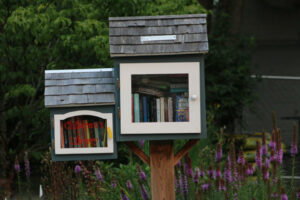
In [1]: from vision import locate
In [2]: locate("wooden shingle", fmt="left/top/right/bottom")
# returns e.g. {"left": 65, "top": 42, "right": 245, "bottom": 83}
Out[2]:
{"left": 44, "top": 68, "right": 115, "bottom": 107}
{"left": 109, "top": 14, "right": 208, "bottom": 57}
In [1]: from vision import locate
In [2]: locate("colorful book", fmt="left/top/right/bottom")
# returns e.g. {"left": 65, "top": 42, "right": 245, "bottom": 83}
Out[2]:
{"left": 86, "top": 120, "right": 91, "bottom": 147}
{"left": 170, "top": 88, "right": 188, "bottom": 93}
{"left": 67, "top": 122, "right": 73, "bottom": 148}
{"left": 143, "top": 96, "right": 148, "bottom": 122}
{"left": 71, "top": 118, "right": 78, "bottom": 147}
{"left": 156, "top": 98, "right": 161, "bottom": 122}
{"left": 139, "top": 97, "right": 143, "bottom": 122}
{"left": 133, "top": 93, "right": 140, "bottom": 122}
{"left": 94, "top": 122, "right": 100, "bottom": 147}
{"left": 168, "top": 97, "right": 173, "bottom": 122}
{"left": 60, "top": 122, "right": 65, "bottom": 148}
{"left": 132, "top": 95, "right": 134, "bottom": 122}
{"left": 76, "top": 117, "right": 82, "bottom": 147}
{"left": 160, "top": 97, "right": 165, "bottom": 122}
{"left": 164, "top": 97, "right": 168, "bottom": 122}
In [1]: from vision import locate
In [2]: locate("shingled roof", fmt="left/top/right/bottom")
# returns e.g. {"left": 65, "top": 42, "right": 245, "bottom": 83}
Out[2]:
{"left": 44, "top": 68, "right": 115, "bottom": 107}
{"left": 109, "top": 14, "right": 208, "bottom": 57}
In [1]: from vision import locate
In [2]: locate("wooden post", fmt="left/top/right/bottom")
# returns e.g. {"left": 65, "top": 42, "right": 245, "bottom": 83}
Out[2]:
{"left": 126, "top": 139, "right": 199, "bottom": 200}
{"left": 150, "top": 140, "right": 175, "bottom": 200}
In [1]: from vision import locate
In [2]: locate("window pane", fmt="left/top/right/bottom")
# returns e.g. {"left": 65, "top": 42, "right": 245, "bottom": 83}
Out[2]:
{"left": 60, "top": 116, "right": 107, "bottom": 148}
{"left": 131, "top": 74, "right": 189, "bottom": 123}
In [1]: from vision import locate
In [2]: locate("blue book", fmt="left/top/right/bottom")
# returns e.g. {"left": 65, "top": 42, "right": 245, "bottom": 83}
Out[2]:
{"left": 143, "top": 96, "right": 148, "bottom": 122}
{"left": 134, "top": 93, "right": 140, "bottom": 122}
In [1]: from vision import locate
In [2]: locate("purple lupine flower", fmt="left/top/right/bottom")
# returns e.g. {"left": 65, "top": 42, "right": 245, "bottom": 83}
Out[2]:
{"left": 139, "top": 140, "right": 145, "bottom": 148}
{"left": 185, "top": 163, "right": 194, "bottom": 178}
{"left": 224, "top": 162, "right": 232, "bottom": 183}
{"left": 111, "top": 179, "right": 117, "bottom": 189}
{"left": 201, "top": 183, "right": 210, "bottom": 192}
{"left": 227, "top": 155, "right": 231, "bottom": 168}
{"left": 256, "top": 141, "right": 262, "bottom": 170}
{"left": 24, "top": 152, "right": 30, "bottom": 177}
{"left": 75, "top": 165, "right": 81, "bottom": 174}
{"left": 281, "top": 188, "right": 288, "bottom": 200}
{"left": 180, "top": 169, "right": 188, "bottom": 197}
{"left": 199, "top": 164, "right": 205, "bottom": 178}
{"left": 269, "top": 141, "right": 276, "bottom": 150}
{"left": 291, "top": 125, "right": 298, "bottom": 156}
{"left": 14, "top": 158, "right": 21, "bottom": 174}
{"left": 296, "top": 188, "right": 300, "bottom": 199}
{"left": 137, "top": 165, "right": 147, "bottom": 181}
{"left": 194, "top": 167, "right": 200, "bottom": 184}
{"left": 246, "top": 163, "right": 254, "bottom": 176}
{"left": 237, "top": 149, "right": 245, "bottom": 166}
{"left": 139, "top": 182, "right": 149, "bottom": 200}
{"left": 208, "top": 165, "right": 215, "bottom": 179}
{"left": 126, "top": 180, "right": 133, "bottom": 191}
{"left": 262, "top": 166, "right": 269, "bottom": 181}
{"left": 277, "top": 148, "right": 283, "bottom": 164}
{"left": 262, "top": 144, "right": 268, "bottom": 157}
{"left": 215, "top": 143, "right": 223, "bottom": 162}
{"left": 120, "top": 189, "right": 129, "bottom": 200}
{"left": 233, "top": 192, "right": 238, "bottom": 200}
{"left": 14, "top": 164, "right": 21, "bottom": 173}
{"left": 95, "top": 169, "right": 103, "bottom": 182}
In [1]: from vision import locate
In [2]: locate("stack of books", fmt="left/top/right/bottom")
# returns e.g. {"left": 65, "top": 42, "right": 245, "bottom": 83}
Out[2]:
{"left": 131, "top": 75, "right": 189, "bottom": 123}
{"left": 60, "top": 116, "right": 108, "bottom": 148}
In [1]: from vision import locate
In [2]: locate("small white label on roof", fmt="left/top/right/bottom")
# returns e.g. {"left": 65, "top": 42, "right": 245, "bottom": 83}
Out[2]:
{"left": 140, "top": 35, "right": 176, "bottom": 42}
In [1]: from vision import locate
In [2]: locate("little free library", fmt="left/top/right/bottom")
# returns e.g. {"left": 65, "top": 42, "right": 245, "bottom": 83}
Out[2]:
{"left": 44, "top": 13, "right": 208, "bottom": 199}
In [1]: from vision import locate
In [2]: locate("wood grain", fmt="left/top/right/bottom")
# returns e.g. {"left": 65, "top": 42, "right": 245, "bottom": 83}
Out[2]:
{"left": 125, "top": 142, "right": 150, "bottom": 165}
{"left": 150, "top": 140, "right": 175, "bottom": 200}
{"left": 173, "top": 139, "right": 199, "bottom": 166}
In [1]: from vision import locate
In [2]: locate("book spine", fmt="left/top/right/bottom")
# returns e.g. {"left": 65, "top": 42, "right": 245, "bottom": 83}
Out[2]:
{"left": 86, "top": 121, "right": 91, "bottom": 147}
{"left": 139, "top": 96, "right": 143, "bottom": 122}
{"left": 71, "top": 118, "right": 78, "bottom": 147}
{"left": 143, "top": 96, "right": 147, "bottom": 122}
{"left": 64, "top": 128, "right": 69, "bottom": 148}
{"left": 170, "top": 88, "right": 188, "bottom": 93}
{"left": 60, "top": 122, "right": 65, "bottom": 148}
{"left": 160, "top": 97, "right": 165, "bottom": 122}
{"left": 67, "top": 121, "right": 73, "bottom": 148}
{"left": 132, "top": 94, "right": 134, "bottom": 122}
{"left": 94, "top": 122, "right": 100, "bottom": 147}
{"left": 103, "top": 121, "right": 107, "bottom": 147}
{"left": 76, "top": 117, "right": 82, "bottom": 147}
{"left": 133, "top": 93, "right": 140, "bottom": 122}
{"left": 168, "top": 97, "right": 173, "bottom": 122}
{"left": 164, "top": 97, "right": 168, "bottom": 122}
{"left": 156, "top": 98, "right": 160, "bottom": 122}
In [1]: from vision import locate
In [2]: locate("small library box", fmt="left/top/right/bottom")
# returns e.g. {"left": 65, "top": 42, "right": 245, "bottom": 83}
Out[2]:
{"left": 109, "top": 14, "right": 209, "bottom": 141}
{"left": 44, "top": 68, "right": 117, "bottom": 161}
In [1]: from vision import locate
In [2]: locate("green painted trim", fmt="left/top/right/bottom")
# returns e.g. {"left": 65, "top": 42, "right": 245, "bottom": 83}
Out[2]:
{"left": 114, "top": 54, "right": 207, "bottom": 141}
{"left": 50, "top": 106, "right": 118, "bottom": 161}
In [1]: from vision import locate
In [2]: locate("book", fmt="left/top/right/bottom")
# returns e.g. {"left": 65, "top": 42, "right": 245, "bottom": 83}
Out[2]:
{"left": 164, "top": 97, "right": 168, "bottom": 122}
{"left": 71, "top": 118, "right": 78, "bottom": 147}
{"left": 86, "top": 120, "right": 91, "bottom": 147}
{"left": 132, "top": 95, "right": 134, "bottom": 122}
{"left": 139, "top": 96, "right": 143, "bottom": 122}
{"left": 60, "top": 122, "right": 65, "bottom": 148}
{"left": 170, "top": 88, "right": 188, "bottom": 93}
{"left": 63, "top": 127, "right": 69, "bottom": 148}
{"left": 176, "top": 96, "right": 189, "bottom": 121}
{"left": 133, "top": 93, "right": 140, "bottom": 122}
{"left": 168, "top": 97, "right": 173, "bottom": 122}
{"left": 170, "top": 83, "right": 188, "bottom": 89}
{"left": 160, "top": 97, "right": 165, "bottom": 122}
{"left": 76, "top": 117, "right": 82, "bottom": 147}
{"left": 67, "top": 121, "right": 73, "bottom": 148}
{"left": 156, "top": 98, "right": 161, "bottom": 122}
{"left": 94, "top": 122, "right": 100, "bottom": 147}
{"left": 134, "top": 87, "right": 164, "bottom": 97}
{"left": 143, "top": 96, "right": 148, "bottom": 122}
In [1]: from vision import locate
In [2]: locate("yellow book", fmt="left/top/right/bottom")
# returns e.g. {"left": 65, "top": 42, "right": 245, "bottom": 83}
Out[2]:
{"left": 86, "top": 120, "right": 91, "bottom": 147}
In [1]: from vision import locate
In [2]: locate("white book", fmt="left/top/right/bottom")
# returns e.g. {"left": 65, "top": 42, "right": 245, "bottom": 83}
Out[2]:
{"left": 160, "top": 97, "right": 165, "bottom": 122}
{"left": 156, "top": 98, "right": 161, "bottom": 122}
{"left": 168, "top": 97, "right": 173, "bottom": 122}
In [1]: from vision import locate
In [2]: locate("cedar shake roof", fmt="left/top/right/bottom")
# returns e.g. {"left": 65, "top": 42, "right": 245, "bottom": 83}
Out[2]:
{"left": 44, "top": 68, "right": 115, "bottom": 107}
{"left": 109, "top": 14, "right": 208, "bottom": 57}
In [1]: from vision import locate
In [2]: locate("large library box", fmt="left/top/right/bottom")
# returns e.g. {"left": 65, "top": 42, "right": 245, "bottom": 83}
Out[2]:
{"left": 109, "top": 14, "right": 209, "bottom": 141}
{"left": 45, "top": 69, "right": 117, "bottom": 161}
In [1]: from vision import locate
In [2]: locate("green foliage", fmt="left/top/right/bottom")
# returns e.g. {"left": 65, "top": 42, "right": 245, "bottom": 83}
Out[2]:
{"left": 205, "top": 11, "right": 256, "bottom": 131}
